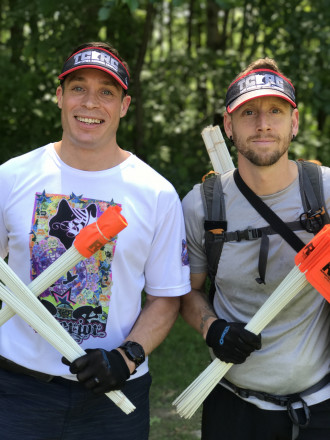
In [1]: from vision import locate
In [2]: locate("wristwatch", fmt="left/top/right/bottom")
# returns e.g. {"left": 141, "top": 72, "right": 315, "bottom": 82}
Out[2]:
{"left": 119, "top": 341, "right": 145, "bottom": 374}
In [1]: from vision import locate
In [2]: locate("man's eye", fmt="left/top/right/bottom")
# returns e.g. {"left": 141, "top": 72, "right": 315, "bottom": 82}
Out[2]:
{"left": 272, "top": 108, "right": 280, "bottom": 114}
{"left": 103, "top": 90, "right": 113, "bottom": 96}
{"left": 72, "top": 86, "right": 83, "bottom": 92}
{"left": 244, "top": 110, "right": 254, "bottom": 116}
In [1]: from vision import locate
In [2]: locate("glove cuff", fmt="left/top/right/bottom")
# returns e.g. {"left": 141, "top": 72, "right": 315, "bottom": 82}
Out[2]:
{"left": 105, "top": 349, "right": 130, "bottom": 380}
{"left": 206, "top": 319, "right": 227, "bottom": 347}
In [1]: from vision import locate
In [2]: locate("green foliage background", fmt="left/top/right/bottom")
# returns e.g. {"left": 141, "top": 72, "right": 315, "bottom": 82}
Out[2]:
{"left": 1, "top": 0, "right": 330, "bottom": 198}
{"left": 1, "top": 2, "right": 329, "bottom": 437}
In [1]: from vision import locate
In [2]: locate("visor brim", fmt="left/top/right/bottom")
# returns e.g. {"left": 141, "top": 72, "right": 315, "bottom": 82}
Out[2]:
{"left": 227, "top": 89, "right": 296, "bottom": 113}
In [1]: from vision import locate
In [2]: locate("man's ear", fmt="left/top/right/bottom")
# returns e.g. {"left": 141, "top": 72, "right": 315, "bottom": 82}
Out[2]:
{"left": 120, "top": 95, "right": 131, "bottom": 118}
{"left": 223, "top": 111, "right": 232, "bottom": 139}
{"left": 56, "top": 86, "right": 63, "bottom": 109}
{"left": 291, "top": 108, "right": 299, "bottom": 137}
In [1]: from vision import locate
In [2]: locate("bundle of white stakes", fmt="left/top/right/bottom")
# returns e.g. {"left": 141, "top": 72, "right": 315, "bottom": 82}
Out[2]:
{"left": 173, "top": 265, "right": 308, "bottom": 418}
{"left": 0, "top": 246, "right": 82, "bottom": 326}
{"left": 0, "top": 248, "right": 135, "bottom": 414}
{"left": 201, "top": 125, "right": 235, "bottom": 174}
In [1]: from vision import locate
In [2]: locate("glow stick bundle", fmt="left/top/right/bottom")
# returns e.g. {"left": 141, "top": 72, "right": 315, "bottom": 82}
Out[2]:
{"left": 0, "top": 205, "right": 136, "bottom": 414}
{"left": 173, "top": 225, "right": 330, "bottom": 419}
{"left": 201, "top": 125, "right": 235, "bottom": 174}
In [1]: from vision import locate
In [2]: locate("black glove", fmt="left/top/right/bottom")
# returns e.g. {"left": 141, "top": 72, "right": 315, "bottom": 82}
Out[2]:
{"left": 62, "top": 348, "right": 130, "bottom": 395}
{"left": 206, "top": 319, "right": 261, "bottom": 364}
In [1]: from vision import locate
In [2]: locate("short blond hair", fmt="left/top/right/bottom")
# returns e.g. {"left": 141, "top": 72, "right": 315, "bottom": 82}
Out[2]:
{"left": 233, "top": 57, "right": 292, "bottom": 83}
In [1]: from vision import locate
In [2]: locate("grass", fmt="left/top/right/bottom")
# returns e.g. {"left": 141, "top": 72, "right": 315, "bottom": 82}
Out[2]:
{"left": 148, "top": 315, "right": 210, "bottom": 440}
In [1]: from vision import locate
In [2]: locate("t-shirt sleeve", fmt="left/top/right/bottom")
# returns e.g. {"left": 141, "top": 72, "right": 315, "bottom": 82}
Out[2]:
{"left": 0, "top": 163, "right": 11, "bottom": 259}
{"left": 181, "top": 184, "right": 208, "bottom": 274}
{"left": 143, "top": 192, "right": 191, "bottom": 297}
{"left": 321, "top": 166, "right": 330, "bottom": 215}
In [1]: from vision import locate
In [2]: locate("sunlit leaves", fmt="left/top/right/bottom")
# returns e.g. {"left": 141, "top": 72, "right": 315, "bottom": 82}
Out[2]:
{"left": 0, "top": 0, "right": 329, "bottom": 193}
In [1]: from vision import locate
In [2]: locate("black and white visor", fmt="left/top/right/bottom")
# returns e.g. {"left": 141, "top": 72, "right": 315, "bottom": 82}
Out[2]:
{"left": 225, "top": 69, "right": 296, "bottom": 113}
{"left": 58, "top": 47, "right": 129, "bottom": 90}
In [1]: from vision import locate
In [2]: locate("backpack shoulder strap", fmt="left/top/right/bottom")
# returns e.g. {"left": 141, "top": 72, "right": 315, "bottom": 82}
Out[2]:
{"left": 200, "top": 163, "right": 330, "bottom": 293}
{"left": 200, "top": 174, "right": 227, "bottom": 302}
{"left": 297, "top": 160, "right": 330, "bottom": 233}
{"left": 201, "top": 174, "right": 226, "bottom": 226}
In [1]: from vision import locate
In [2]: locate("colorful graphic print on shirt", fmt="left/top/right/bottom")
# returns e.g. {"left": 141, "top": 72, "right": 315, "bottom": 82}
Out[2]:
{"left": 30, "top": 191, "right": 119, "bottom": 344}
{"left": 181, "top": 239, "right": 189, "bottom": 266}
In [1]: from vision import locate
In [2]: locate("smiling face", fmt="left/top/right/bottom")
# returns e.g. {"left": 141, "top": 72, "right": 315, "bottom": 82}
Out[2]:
{"left": 224, "top": 96, "right": 299, "bottom": 168}
{"left": 56, "top": 68, "right": 131, "bottom": 155}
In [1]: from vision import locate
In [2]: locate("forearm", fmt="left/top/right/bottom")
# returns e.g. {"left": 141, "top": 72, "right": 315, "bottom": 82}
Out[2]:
{"left": 180, "top": 288, "right": 217, "bottom": 340}
{"left": 65, "top": 295, "right": 180, "bottom": 385}
{"left": 117, "top": 294, "right": 180, "bottom": 372}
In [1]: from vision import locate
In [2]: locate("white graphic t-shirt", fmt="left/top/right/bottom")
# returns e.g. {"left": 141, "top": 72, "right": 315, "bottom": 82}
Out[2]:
{"left": 0, "top": 144, "right": 190, "bottom": 379}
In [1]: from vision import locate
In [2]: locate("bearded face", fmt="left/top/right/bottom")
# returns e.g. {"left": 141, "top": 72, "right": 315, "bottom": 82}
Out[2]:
{"left": 225, "top": 97, "right": 298, "bottom": 168}
{"left": 232, "top": 129, "right": 293, "bottom": 167}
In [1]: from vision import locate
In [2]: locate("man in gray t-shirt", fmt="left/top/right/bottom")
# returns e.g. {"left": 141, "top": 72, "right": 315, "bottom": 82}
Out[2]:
{"left": 180, "top": 58, "right": 330, "bottom": 440}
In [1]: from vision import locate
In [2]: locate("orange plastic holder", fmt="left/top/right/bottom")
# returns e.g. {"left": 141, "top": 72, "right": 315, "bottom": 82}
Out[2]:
{"left": 74, "top": 205, "right": 128, "bottom": 258}
{"left": 295, "top": 225, "right": 330, "bottom": 267}
{"left": 295, "top": 225, "right": 330, "bottom": 302}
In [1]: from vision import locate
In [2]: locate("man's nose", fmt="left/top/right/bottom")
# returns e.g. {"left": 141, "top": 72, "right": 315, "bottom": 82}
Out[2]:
{"left": 256, "top": 112, "right": 271, "bottom": 132}
{"left": 81, "top": 90, "right": 99, "bottom": 108}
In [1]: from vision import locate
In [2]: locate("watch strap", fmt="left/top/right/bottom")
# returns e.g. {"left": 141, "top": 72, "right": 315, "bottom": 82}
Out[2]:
{"left": 119, "top": 341, "right": 145, "bottom": 374}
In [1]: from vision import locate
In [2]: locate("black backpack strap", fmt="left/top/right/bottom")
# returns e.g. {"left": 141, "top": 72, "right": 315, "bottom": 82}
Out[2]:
{"left": 233, "top": 169, "right": 306, "bottom": 284}
{"left": 223, "top": 222, "right": 302, "bottom": 242}
{"left": 201, "top": 163, "right": 330, "bottom": 290}
{"left": 222, "top": 220, "right": 305, "bottom": 284}
{"left": 297, "top": 160, "right": 330, "bottom": 232}
{"left": 200, "top": 175, "right": 227, "bottom": 302}
{"left": 233, "top": 169, "right": 305, "bottom": 252}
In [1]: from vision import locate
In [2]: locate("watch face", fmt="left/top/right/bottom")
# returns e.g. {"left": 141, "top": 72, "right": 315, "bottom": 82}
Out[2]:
{"left": 121, "top": 342, "right": 145, "bottom": 366}
{"left": 130, "top": 344, "right": 144, "bottom": 362}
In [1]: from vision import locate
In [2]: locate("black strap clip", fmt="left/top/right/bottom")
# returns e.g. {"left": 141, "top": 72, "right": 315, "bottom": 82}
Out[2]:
{"left": 300, "top": 208, "right": 324, "bottom": 233}
{"left": 245, "top": 227, "right": 260, "bottom": 240}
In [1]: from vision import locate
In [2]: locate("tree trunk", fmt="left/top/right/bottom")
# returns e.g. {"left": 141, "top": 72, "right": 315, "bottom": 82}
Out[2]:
{"left": 8, "top": 0, "right": 24, "bottom": 64}
{"left": 206, "top": 0, "right": 220, "bottom": 49}
{"left": 187, "top": 0, "right": 194, "bottom": 56}
{"left": 133, "top": 1, "right": 155, "bottom": 160}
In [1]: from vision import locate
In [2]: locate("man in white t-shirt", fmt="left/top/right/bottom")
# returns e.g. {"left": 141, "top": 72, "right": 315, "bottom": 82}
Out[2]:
{"left": 0, "top": 41, "right": 190, "bottom": 440}
{"left": 181, "top": 58, "right": 330, "bottom": 440}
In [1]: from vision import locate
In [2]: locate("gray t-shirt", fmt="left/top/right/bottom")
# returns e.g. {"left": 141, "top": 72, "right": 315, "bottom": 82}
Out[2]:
{"left": 182, "top": 163, "right": 330, "bottom": 409}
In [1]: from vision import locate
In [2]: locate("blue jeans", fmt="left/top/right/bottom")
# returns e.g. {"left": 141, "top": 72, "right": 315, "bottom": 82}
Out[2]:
{"left": 0, "top": 368, "right": 151, "bottom": 440}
